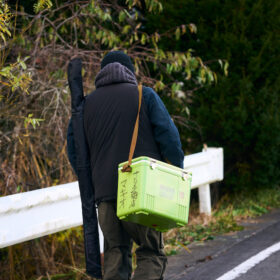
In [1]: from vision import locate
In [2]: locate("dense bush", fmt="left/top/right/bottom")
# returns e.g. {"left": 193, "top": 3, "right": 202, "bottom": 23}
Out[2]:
{"left": 146, "top": 0, "right": 280, "bottom": 191}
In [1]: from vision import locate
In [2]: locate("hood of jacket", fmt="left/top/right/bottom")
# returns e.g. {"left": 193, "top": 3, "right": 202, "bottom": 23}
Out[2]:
{"left": 95, "top": 62, "right": 137, "bottom": 88}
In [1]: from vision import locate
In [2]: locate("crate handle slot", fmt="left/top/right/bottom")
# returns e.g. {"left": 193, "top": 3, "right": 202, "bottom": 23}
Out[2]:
{"left": 136, "top": 211, "right": 149, "bottom": 215}
{"left": 119, "top": 216, "right": 127, "bottom": 220}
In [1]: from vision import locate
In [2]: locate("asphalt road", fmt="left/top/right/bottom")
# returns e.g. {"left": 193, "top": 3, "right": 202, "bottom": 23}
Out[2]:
{"left": 186, "top": 219, "right": 280, "bottom": 280}
{"left": 165, "top": 209, "right": 280, "bottom": 280}
{"left": 237, "top": 250, "right": 280, "bottom": 280}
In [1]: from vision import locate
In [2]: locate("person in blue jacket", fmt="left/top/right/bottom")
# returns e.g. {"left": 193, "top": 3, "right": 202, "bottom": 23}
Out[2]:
{"left": 67, "top": 51, "right": 184, "bottom": 280}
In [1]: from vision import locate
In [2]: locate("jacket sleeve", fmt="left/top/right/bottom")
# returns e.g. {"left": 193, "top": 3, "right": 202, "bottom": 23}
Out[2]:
{"left": 67, "top": 118, "right": 78, "bottom": 175}
{"left": 143, "top": 87, "right": 185, "bottom": 168}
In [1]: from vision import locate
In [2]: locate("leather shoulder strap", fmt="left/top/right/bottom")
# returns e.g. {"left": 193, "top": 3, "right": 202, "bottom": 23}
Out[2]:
{"left": 121, "top": 84, "right": 143, "bottom": 172}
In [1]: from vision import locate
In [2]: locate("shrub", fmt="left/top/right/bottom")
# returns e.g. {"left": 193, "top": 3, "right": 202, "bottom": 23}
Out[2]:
{"left": 146, "top": 0, "right": 280, "bottom": 191}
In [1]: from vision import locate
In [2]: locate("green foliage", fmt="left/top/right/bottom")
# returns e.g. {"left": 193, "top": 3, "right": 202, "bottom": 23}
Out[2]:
{"left": 0, "top": 3, "right": 31, "bottom": 97}
{"left": 218, "top": 186, "right": 280, "bottom": 217}
{"left": 0, "top": 1, "right": 11, "bottom": 42}
{"left": 24, "top": 113, "right": 44, "bottom": 129}
{"left": 146, "top": 0, "right": 280, "bottom": 191}
{"left": 34, "top": 0, "right": 53, "bottom": 13}
{"left": 0, "top": 56, "right": 31, "bottom": 94}
{"left": 180, "top": 216, "right": 242, "bottom": 243}
{"left": 126, "top": 0, "right": 163, "bottom": 13}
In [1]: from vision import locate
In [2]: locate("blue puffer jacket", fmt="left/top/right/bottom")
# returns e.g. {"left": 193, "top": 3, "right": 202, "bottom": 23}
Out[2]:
{"left": 67, "top": 86, "right": 184, "bottom": 173}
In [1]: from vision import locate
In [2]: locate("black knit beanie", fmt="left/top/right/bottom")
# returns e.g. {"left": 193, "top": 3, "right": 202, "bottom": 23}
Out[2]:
{"left": 101, "top": 51, "right": 135, "bottom": 73}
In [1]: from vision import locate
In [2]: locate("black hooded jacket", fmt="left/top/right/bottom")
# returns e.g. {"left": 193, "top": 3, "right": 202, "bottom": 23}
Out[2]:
{"left": 84, "top": 62, "right": 162, "bottom": 203}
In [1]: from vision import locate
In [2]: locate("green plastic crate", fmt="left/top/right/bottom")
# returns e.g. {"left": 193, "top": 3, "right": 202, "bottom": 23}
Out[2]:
{"left": 117, "top": 156, "right": 192, "bottom": 232}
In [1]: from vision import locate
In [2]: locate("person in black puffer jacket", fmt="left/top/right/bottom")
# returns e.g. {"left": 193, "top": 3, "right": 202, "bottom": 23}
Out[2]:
{"left": 67, "top": 51, "right": 184, "bottom": 280}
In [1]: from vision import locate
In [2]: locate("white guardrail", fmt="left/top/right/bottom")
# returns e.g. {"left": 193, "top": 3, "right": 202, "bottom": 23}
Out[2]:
{"left": 0, "top": 147, "right": 223, "bottom": 250}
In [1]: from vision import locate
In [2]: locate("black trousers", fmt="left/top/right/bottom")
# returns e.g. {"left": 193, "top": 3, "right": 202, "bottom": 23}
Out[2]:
{"left": 98, "top": 201, "right": 167, "bottom": 280}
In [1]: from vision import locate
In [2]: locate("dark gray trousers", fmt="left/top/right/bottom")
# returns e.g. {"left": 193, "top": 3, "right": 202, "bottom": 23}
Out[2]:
{"left": 98, "top": 201, "right": 167, "bottom": 280}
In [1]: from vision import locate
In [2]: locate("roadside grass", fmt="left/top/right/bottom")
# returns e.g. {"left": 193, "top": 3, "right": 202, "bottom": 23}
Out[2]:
{"left": 163, "top": 186, "right": 280, "bottom": 256}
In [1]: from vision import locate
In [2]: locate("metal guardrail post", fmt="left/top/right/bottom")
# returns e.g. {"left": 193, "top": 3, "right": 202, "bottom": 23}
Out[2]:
{"left": 198, "top": 184, "right": 212, "bottom": 215}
